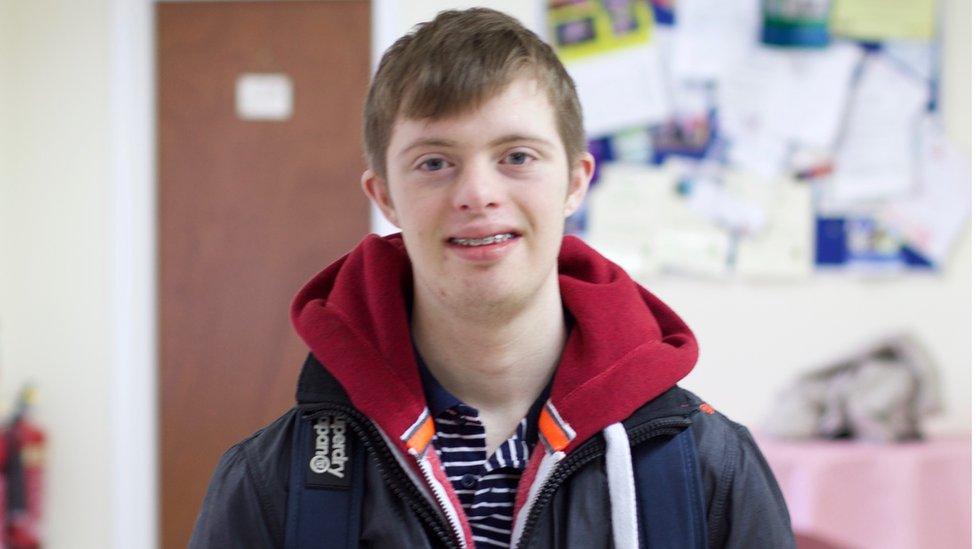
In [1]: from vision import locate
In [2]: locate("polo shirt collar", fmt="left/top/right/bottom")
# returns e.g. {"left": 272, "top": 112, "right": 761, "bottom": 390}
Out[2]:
{"left": 415, "top": 350, "right": 552, "bottom": 446}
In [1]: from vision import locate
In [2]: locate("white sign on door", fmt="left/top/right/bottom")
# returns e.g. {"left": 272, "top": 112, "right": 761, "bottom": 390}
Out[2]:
{"left": 235, "top": 73, "right": 294, "bottom": 121}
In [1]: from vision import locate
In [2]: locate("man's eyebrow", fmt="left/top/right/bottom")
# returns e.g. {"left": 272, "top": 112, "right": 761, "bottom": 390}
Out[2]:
{"left": 396, "top": 134, "right": 557, "bottom": 158}
{"left": 488, "top": 133, "right": 556, "bottom": 149}
{"left": 396, "top": 138, "right": 459, "bottom": 158}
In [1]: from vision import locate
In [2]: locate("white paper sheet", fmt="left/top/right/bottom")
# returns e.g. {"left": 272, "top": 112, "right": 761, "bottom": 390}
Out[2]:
{"left": 779, "top": 43, "right": 863, "bottom": 149}
{"left": 671, "top": 0, "right": 760, "bottom": 81}
{"left": 684, "top": 174, "right": 767, "bottom": 235}
{"left": 726, "top": 133, "right": 791, "bottom": 182}
{"left": 734, "top": 176, "right": 814, "bottom": 279}
{"left": 884, "top": 40, "right": 936, "bottom": 82}
{"left": 881, "top": 118, "right": 971, "bottom": 264}
{"left": 586, "top": 162, "right": 732, "bottom": 277}
{"left": 828, "top": 55, "right": 929, "bottom": 205}
{"left": 649, "top": 228, "right": 732, "bottom": 277}
{"left": 567, "top": 42, "right": 670, "bottom": 137}
{"left": 585, "top": 163, "right": 671, "bottom": 274}
{"left": 647, "top": 162, "right": 734, "bottom": 277}
{"left": 717, "top": 43, "right": 862, "bottom": 177}
{"left": 715, "top": 48, "right": 793, "bottom": 178}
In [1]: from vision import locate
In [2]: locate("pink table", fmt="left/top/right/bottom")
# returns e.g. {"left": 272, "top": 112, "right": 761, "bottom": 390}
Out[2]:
{"left": 754, "top": 435, "right": 971, "bottom": 549}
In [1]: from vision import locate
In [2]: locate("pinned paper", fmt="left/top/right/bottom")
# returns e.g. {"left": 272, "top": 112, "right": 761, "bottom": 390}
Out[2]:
{"left": 881, "top": 117, "right": 971, "bottom": 265}
{"left": 828, "top": 55, "right": 928, "bottom": 206}
{"left": 884, "top": 40, "right": 937, "bottom": 82}
{"left": 735, "top": 177, "right": 814, "bottom": 279}
{"left": 647, "top": 161, "right": 734, "bottom": 277}
{"left": 548, "top": 0, "right": 668, "bottom": 136}
{"left": 779, "top": 44, "right": 863, "bottom": 149}
{"left": 585, "top": 163, "right": 672, "bottom": 274}
{"left": 651, "top": 79, "right": 715, "bottom": 163}
{"left": 717, "top": 44, "right": 862, "bottom": 176}
{"left": 649, "top": 227, "right": 732, "bottom": 277}
{"left": 844, "top": 217, "right": 906, "bottom": 270}
{"left": 548, "top": 0, "right": 655, "bottom": 61}
{"left": 586, "top": 162, "right": 732, "bottom": 277}
{"left": 726, "top": 134, "right": 791, "bottom": 182}
{"left": 610, "top": 127, "right": 654, "bottom": 164}
{"left": 831, "top": 0, "right": 937, "bottom": 41}
{"left": 567, "top": 42, "right": 671, "bottom": 137}
{"left": 671, "top": 0, "right": 760, "bottom": 80}
{"left": 682, "top": 173, "right": 767, "bottom": 235}
{"left": 814, "top": 215, "right": 925, "bottom": 272}
{"left": 715, "top": 48, "right": 793, "bottom": 178}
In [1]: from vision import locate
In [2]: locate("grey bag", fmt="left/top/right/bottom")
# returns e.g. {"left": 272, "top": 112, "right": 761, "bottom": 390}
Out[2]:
{"left": 762, "top": 333, "right": 942, "bottom": 443}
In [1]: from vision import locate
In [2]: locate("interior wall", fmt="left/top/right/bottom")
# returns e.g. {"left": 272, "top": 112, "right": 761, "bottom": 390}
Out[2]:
{"left": 0, "top": 1, "right": 114, "bottom": 548}
{"left": 378, "top": 0, "right": 972, "bottom": 435}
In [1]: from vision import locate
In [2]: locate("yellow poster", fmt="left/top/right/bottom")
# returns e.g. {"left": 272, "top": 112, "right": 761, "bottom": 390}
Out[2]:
{"left": 830, "top": 0, "right": 937, "bottom": 41}
{"left": 548, "top": 0, "right": 655, "bottom": 61}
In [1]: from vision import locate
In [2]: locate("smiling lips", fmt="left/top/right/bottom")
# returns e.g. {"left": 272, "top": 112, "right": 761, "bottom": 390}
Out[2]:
{"left": 448, "top": 233, "right": 517, "bottom": 247}
{"left": 445, "top": 231, "right": 521, "bottom": 261}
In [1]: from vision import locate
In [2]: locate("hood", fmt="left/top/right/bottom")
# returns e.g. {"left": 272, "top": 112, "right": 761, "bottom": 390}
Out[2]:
{"left": 291, "top": 232, "right": 698, "bottom": 459}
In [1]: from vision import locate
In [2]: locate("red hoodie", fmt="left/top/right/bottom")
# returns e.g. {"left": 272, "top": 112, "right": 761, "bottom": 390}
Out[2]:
{"left": 291, "top": 232, "right": 698, "bottom": 545}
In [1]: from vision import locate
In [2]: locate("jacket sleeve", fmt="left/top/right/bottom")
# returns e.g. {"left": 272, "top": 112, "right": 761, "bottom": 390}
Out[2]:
{"left": 710, "top": 422, "right": 796, "bottom": 549}
{"left": 189, "top": 443, "right": 280, "bottom": 549}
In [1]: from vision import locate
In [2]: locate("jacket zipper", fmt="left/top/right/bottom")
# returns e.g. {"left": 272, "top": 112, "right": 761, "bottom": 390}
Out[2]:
{"left": 417, "top": 452, "right": 469, "bottom": 548}
{"left": 302, "top": 404, "right": 691, "bottom": 549}
{"left": 301, "top": 404, "right": 462, "bottom": 548}
{"left": 514, "top": 416, "right": 693, "bottom": 549}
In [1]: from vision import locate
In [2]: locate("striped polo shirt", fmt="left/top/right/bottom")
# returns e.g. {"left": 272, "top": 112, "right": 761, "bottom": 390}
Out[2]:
{"left": 418, "top": 358, "right": 550, "bottom": 548}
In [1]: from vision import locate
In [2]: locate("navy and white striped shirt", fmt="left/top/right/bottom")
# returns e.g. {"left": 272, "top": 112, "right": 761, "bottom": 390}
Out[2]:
{"left": 418, "top": 358, "right": 550, "bottom": 549}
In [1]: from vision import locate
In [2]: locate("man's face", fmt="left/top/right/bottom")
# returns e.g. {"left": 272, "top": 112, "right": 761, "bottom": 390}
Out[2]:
{"left": 362, "top": 77, "right": 594, "bottom": 314}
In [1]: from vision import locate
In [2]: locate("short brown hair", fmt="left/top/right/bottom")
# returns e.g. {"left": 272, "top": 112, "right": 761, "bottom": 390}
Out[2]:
{"left": 363, "top": 8, "right": 585, "bottom": 178}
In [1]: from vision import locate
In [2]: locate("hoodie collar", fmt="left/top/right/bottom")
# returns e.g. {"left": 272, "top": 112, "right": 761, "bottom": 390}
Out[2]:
{"left": 291, "top": 233, "right": 698, "bottom": 458}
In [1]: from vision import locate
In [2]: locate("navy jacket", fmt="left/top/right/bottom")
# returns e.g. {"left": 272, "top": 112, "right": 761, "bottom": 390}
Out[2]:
{"left": 190, "top": 354, "right": 795, "bottom": 548}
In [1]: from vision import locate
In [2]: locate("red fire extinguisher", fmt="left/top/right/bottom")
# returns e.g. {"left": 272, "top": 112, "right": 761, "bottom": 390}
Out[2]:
{"left": 0, "top": 425, "right": 8, "bottom": 549}
{"left": 5, "top": 386, "right": 44, "bottom": 549}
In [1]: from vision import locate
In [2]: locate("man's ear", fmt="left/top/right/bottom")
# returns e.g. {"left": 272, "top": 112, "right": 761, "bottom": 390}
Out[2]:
{"left": 564, "top": 152, "right": 595, "bottom": 218}
{"left": 361, "top": 169, "right": 401, "bottom": 228}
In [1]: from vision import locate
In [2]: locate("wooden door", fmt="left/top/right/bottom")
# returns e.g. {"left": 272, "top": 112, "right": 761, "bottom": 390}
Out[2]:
{"left": 157, "top": 2, "right": 370, "bottom": 546}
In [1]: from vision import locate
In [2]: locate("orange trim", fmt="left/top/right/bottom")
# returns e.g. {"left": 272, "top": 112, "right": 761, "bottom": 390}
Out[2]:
{"left": 538, "top": 408, "right": 570, "bottom": 452}
{"left": 406, "top": 416, "right": 435, "bottom": 453}
{"left": 699, "top": 403, "right": 715, "bottom": 415}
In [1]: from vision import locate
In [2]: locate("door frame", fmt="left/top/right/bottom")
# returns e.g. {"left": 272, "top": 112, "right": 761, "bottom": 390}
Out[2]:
{"left": 108, "top": 1, "right": 156, "bottom": 548}
{"left": 108, "top": 2, "right": 388, "bottom": 548}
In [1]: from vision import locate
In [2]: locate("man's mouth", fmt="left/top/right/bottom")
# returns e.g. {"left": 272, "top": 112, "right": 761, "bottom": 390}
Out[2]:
{"left": 448, "top": 233, "right": 518, "bottom": 247}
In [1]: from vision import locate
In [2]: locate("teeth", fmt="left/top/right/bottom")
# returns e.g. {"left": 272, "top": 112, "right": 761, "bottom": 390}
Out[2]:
{"left": 450, "top": 233, "right": 515, "bottom": 247}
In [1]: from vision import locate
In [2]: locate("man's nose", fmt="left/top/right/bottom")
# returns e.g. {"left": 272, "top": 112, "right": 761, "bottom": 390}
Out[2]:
{"left": 452, "top": 161, "right": 502, "bottom": 212}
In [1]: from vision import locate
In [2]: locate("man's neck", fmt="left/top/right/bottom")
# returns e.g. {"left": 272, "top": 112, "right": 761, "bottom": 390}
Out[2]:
{"left": 411, "top": 273, "right": 566, "bottom": 450}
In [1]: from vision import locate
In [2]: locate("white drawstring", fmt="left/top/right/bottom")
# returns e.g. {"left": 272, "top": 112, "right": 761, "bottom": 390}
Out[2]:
{"left": 604, "top": 422, "right": 639, "bottom": 549}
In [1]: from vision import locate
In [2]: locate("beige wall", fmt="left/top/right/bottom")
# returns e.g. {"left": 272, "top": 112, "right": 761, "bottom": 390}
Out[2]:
{"left": 941, "top": 0, "right": 972, "bottom": 153}
{"left": 385, "top": 0, "right": 972, "bottom": 435}
{"left": 0, "top": 1, "right": 113, "bottom": 548}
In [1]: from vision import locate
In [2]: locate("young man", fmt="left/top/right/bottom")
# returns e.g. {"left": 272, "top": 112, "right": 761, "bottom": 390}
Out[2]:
{"left": 190, "top": 8, "right": 793, "bottom": 549}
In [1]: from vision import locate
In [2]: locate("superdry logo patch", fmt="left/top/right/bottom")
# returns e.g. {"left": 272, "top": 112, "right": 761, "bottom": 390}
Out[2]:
{"left": 305, "top": 415, "right": 353, "bottom": 489}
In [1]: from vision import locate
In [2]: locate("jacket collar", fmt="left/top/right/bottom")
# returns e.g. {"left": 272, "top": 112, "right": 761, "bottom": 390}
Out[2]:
{"left": 296, "top": 351, "right": 701, "bottom": 429}
{"left": 295, "top": 352, "right": 351, "bottom": 407}
{"left": 291, "top": 233, "right": 699, "bottom": 460}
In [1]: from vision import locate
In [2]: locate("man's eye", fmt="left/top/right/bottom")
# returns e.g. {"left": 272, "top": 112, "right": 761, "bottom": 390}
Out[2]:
{"left": 505, "top": 152, "right": 532, "bottom": 165}
{"left": 419, "top": 158, "right": 447, "bottom": 171}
